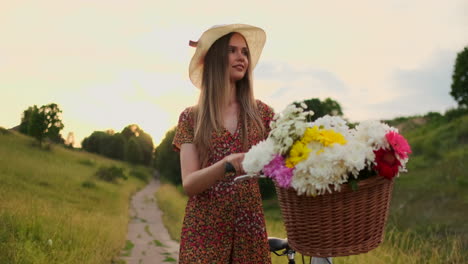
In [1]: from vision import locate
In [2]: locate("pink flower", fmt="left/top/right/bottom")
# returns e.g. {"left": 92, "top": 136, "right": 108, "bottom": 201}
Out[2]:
{"left": 263, "top": 154, "right": 294, "bottom": 188}
{"left": 385, "top": 131, "right": 412, "bottom": 160}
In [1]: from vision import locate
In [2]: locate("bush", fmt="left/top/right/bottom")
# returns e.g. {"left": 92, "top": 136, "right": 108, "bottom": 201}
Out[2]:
{"left": 81, "top": 180, "right": 97, "bottom": 189}
{"left": 130, "top": 169, "right": 151, "bottom": 183}
{"left": 78, "top": 159, "right": 96, "bottom": 167}
{"left": 424, "top": 111, "right": 443, "bottom": 125}
{"left": 445, "top": 107, "right": 468, "bottom": 121}
{"left": 95, "top": 166, "right": 127, "bottom": 183}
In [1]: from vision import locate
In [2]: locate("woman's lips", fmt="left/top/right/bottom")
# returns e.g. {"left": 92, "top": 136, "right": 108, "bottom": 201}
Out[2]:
{"left": 233, "top": 65, "right": 244, "bottom": 71}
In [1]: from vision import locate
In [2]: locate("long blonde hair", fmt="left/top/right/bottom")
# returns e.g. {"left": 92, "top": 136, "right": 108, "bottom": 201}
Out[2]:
{"left": 193, "top": 32, "right": 266, "bottom": 167}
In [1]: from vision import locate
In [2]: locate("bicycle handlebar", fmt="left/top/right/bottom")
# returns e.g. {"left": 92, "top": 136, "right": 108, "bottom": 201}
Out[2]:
{"left": 269, "top": 237, "right": 290, "bottom": 252}
{"left": 224, "top": 161, "right": 236, "bottom": 173}
{"left": 225, "top": 161, "right": 264, "bottom": 182}
{"left": 234, "top": 174, "right": 265, "bottom": 181}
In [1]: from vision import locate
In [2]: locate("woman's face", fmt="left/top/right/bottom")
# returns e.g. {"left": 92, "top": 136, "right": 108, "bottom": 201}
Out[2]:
{"left": 228, "top": 33, "right": 249, "bottom": 83}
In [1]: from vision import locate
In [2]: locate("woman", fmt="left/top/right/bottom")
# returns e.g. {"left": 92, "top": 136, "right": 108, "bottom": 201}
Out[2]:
{"left": 173, "top": 24, "right": 274, "bottom": 263}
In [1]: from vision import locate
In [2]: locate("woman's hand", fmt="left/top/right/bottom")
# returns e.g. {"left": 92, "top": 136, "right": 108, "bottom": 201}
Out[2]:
{"left": 180, "top": 145, "right": 248, "bottom": 196}
{"left": 224, "top": 153, "right": 245, "bottom": 175}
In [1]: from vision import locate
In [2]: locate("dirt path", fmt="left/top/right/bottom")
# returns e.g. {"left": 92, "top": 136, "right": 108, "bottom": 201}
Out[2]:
{"left": 118, "top": 178, "right": 179, "bottom": 264}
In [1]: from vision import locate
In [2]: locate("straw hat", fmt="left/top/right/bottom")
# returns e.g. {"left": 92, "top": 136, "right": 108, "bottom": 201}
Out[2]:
{"left": 188, "top": 24, "right": 266, "bottom": 89}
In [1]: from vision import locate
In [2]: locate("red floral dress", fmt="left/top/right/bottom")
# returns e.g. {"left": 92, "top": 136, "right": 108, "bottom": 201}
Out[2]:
{"left": 173, "top": 100, "right": 274, "bottom": 264}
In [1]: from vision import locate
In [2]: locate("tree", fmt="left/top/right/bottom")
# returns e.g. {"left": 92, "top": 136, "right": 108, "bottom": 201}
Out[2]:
{"left": 451, "top": 46, "right": 468, "bottom": 108}
{"left": 137, "top": 131, "right": 154, "bottom": 166}
{"left": 82, "top": 131, "right": 126, "bottom": 160}
{"left": 42, "top": 103, "right": 65, "bottom": 143}
{"left": 19, "top": 106, "right": 37, "bottom": 134}
{"left": 295, "top": 97, "right": 344, "bottom": 121}
{"left": 107, "top": 133, "right": 126, "bottom": 160}
{"left": 153, "top": 128, "right": 181, "bottom": 185}
{"left": 82, "top": 131, "right": 108, "bottom": 154}
{"left": 122, "top": 124, "right": 140, "bottom": 140}
{"left": 28, "top": 106, "right": 47, "bottom": 147}
{"left": 81, "top": 124, "right": 154, "bottom": 165}
{"left": 121, "top": 124, "right": 154, "bottom": 165}
{"left": 19, "top": 103, "right": 65, "bottom": 146}
{"left": 126, "top": 137, "right": 143, "bottom": 164}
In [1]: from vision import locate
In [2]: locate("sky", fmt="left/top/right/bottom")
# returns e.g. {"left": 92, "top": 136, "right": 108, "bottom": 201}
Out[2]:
{"left": 1, "top": 0, "right": 467, "bottom": 147}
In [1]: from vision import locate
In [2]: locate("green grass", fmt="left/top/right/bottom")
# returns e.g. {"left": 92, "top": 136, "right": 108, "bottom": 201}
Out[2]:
{"left": 153, "top": 239, "right": 165, "bottom": 247}
{"left": 154, "top": 184, "right": 187, "bottom": 242}
{"left": 162, "top": 256, "right": 177, "bottom": 262}
{"left": 144, "top": 225, "right": 153, "bottom": 237}
{"left": 386, "top": 114, "right": 468, "bottom": 253}
{"left": 120, "top": 240, "right": 135, "bottom": 257}
{"left": 0, "top": 131, "right": 151, "bottom": 264}
{"left": 154, "top": 113, "right": 468, "bottom": 263}
{"left": 156, "top": 183, "right": 465, "bottom": 263}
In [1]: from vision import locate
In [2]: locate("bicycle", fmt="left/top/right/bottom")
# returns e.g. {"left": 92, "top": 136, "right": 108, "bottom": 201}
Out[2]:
{"left": 225, "top": 162, "right": 333, "bottom": 264}
{"left": 269, "top": 237, "right": 333, "bottom": 264}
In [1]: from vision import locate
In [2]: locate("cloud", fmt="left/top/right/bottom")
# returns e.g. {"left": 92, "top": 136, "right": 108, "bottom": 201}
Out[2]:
{"left": 367, "top": 49, "right": 458, "bottom": 119}
{"left": 256, "top": 61, "right": 347, "bottom": 92}
{"left": 254, "top": 61, "right": 351, "bottom": 112}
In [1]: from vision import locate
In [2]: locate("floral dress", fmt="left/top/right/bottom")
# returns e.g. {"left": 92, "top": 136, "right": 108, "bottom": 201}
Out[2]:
{"left": 173, "top": 100, "right": 274, "bottom": 264}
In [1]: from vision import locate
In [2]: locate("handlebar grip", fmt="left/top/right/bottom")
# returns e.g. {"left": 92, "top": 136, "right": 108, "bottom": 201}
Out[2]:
{"left": 224, "top": 161, "right": 236, "bottom": 173}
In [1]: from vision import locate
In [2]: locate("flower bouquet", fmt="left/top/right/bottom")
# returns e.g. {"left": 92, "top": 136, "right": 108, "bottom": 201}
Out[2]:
{"left": 242, "top": 103, "right": 411, "bottom": 257}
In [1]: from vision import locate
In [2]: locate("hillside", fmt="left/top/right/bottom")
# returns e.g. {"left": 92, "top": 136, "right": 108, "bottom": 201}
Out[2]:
{"left": 0, "top": 129, "right": 151, "bottom": 264}
{"left": 385, "top": 110, "right": 468, "bottom": 253}
{"left": 153, "top": 110, "right": 468, "bottom": 263}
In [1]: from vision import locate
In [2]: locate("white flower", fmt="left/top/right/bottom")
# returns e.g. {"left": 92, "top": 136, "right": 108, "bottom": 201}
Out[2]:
{"left": 341, "top": 140, "right": 374, "bottom": 176}
{"left": 293, "top": 141, "right": 348, "bottom": 195}
{"left": 354, "top": 120, "right": 397, "bottom": 150}
{"left": 269, "top": 103, "right": 314, "bottom": 155}
{"left": 242, "top": 102, "right": 409, "bottom": 196}
{"left": 242, "top": 138, "right": 276, "bottom": 174}
{"left": 312, "top": 115, "right": 351, "bottom": 138}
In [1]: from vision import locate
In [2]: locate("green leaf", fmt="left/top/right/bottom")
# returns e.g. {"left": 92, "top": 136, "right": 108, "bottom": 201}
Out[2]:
{"left": 349, "top": 179, "right": 359, "bottom": 191}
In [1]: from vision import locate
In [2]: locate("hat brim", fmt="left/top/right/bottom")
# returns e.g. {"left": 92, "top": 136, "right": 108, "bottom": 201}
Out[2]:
{"left": 189, "top": 24, "right": 266, "bottom": 89}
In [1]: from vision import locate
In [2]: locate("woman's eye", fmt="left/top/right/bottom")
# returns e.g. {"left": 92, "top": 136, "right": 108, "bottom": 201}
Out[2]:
{"left": 242, "top": 50, "right": 249, "bottom": 56}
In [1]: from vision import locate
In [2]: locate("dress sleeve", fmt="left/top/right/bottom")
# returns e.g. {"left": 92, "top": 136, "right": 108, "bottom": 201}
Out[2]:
{"left": 256, "top": 100, "right": 275, "bottom": 135}
{"left": 172, "top": 107, "right": 195, "bottom": 152}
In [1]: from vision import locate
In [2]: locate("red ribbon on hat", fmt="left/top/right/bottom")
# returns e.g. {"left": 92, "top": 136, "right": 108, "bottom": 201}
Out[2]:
{"left": 189, "top": 40, "right": 198, "bottom": 47}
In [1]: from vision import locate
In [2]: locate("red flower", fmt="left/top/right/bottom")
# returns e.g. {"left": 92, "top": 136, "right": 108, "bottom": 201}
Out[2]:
{"left": 374, "top": 148, "right": 401, "bottom": 179}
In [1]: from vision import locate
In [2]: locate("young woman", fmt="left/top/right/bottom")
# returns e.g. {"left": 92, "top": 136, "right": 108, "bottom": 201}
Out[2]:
{"left": 173, "top": 24, "right": 274, "bottom": 263}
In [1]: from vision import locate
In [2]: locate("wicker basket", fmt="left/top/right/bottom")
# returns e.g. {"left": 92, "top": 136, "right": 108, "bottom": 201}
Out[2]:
{"left": 275, "top": 176, "right": 394, "bottom": 257}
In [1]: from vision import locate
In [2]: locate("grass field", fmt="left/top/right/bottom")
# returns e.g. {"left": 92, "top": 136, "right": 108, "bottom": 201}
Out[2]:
{"left": 387, "top": 114, "right": 468, "bottom": 252}
{"left": 0, "top": 130, "right": 150, "bottom": 264}
{"left": 156, "top": 183, "right": 464, "bottom": 264}
{"left": 155, "top": 113, "right": 468, "bottom": 264}
{"left": 2, "top": 110, "right": 466, "bottom": 263}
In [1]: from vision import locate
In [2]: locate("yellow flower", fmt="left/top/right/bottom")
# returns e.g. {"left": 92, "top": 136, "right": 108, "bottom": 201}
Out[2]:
{"left": 285, "top": 141, "right": 311, "bottom": 168}
{"left": 301, "top": 127, "right": 319, "bottom": 144}
{"left": 302, "top": 126, "right": 346, "bottom": 147}
{"left": 285, "top": 126, "right": 347, "bottom": 168}
{"left": 318, "top": 129, "right": 347, "bottom": 146}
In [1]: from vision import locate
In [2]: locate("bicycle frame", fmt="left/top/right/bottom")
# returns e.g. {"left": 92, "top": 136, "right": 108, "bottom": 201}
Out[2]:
{"left": 269, "top": 237, "right": 333, "bottom": 264}
{"left": 269, "top": 237, "right": 296, "bottom": 263}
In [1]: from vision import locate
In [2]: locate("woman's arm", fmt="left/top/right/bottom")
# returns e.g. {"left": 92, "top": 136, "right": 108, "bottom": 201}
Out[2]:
{"left": 180, "top": 143, "right": 245, "bottom": 197}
